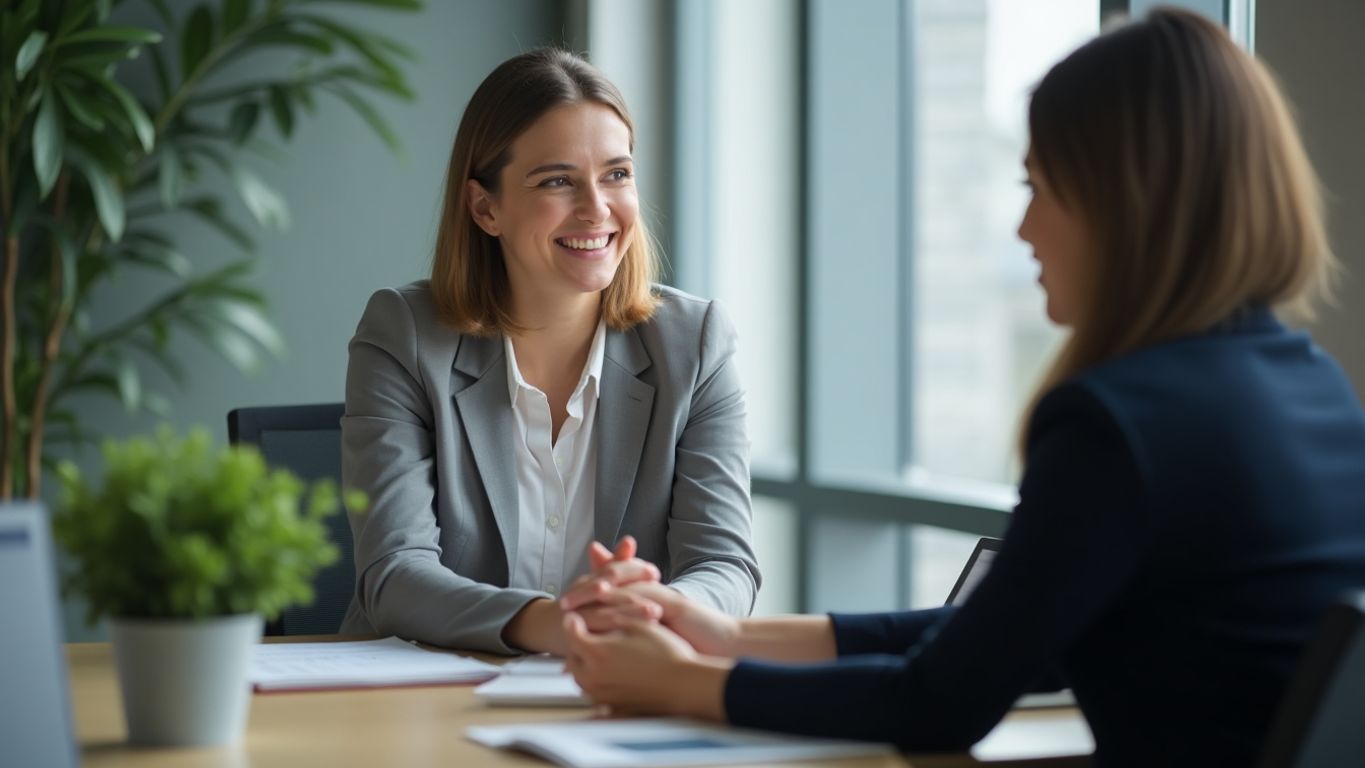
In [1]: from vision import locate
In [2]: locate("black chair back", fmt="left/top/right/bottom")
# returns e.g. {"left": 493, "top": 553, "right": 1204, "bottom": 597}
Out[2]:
{"left": 228, "top": 403, "right": 350, "bottom": 636}
{"left": 1258, "top": 591, "right": 1365, "bottom": 768}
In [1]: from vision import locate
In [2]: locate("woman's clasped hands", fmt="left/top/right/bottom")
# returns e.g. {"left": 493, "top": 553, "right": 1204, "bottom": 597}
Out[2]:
{"left": 557, "top": 537, "right": 737, "bottom": 720}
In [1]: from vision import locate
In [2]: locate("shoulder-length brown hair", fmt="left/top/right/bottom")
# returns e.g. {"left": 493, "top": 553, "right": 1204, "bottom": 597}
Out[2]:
{"left": 431, "top": 48, "right": 659, "bottom": 336}
{"left": 1022, "top": 7, "right": 1336, "bottom": 446}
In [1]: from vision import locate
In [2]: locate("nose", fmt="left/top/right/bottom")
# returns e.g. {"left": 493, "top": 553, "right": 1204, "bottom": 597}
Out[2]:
{"left": 576, "top": 182, "right": 609, "bottom": 224}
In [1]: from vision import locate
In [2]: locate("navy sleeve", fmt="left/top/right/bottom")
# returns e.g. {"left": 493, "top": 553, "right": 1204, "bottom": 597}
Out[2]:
{"left": 724, "top": 384, "right": 1147, "bottom": 751}
{"left": 830, "top": 608, "right": 953, "bottom": 656}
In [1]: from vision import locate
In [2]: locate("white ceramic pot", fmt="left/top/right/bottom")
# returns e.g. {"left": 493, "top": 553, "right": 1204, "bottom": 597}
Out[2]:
{"left": 109, "top": 613, "right": 263, "bottom": 746}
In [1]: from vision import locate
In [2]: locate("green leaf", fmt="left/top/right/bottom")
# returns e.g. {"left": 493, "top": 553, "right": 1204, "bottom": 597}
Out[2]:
{"left": 113, "top": 355, "right": 142, "bottom": 412}
{"left": 228, "top": 101, "right": 260, "bottom": 144}
{"left": 33, "top": 90, "right": 64, "bottom": 199}
{"left": 93, "top": 74, "right": 155, "bottom": 152}
{"left": 16, "top": 30, "right": 48, "bottom": 81}
{"left": 122, "top": 241, "right": 192, "bottom": 278}
{"left": 181, "top": 4, "right": 215, "bottom": 80}
{"left": 159, "top": 145, "right": 184, "bottom": 209}
{"left": 54, "top": 82, "right": 105, "bottom": 131}
{"left": 223, "top": 0, "right": 252, "bottom": 33}
{"left": 227, "top": 164, "right": 289, "bottom": 229}
{"left": 56, "top": 225, "right": 81, "bottom": 306}
{"left": 328, "top": 85, "right": 401, "bottom": 155}
{"left": 68, "top": 150, "right": 125, "bottom": 242}
{"left": 268, "top": 85, "right": 294, "bottom": 137}
{"left": 295, "top": 15, "right": 407, "bottom": 88}
{"left": 59, "top": 26, "right": 162, "bottom": 46}
{"left": 146, "top": 0, "right": 175, "bottom": 26}
{"left": 208, "top": 298, "right": 286, "bottom": 357}
{"left": 182, "top": 198, "right": 255, "bottom": 250}
{"left": 187, "top": 316, "right": 260, "bottom": 371}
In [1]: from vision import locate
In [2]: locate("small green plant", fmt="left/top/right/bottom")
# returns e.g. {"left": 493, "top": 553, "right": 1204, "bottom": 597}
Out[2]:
{"left": 52, "top": 426, "right": 364, "bottom": 622}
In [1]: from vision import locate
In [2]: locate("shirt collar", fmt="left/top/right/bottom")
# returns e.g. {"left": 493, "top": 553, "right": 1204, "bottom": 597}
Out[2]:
{"left": 505, "top": 318, "right": 608, "bottom": 408}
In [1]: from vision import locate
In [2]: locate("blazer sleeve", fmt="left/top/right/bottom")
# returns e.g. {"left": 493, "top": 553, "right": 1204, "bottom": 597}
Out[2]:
{"left": 723, "top": 384, "right": 1147, "bottom": 751}
{"left": 342, "top": 288, "right": 545, "bottom": 653}
{"left": 664, "top": 299, "right": 762, "bottom": 616}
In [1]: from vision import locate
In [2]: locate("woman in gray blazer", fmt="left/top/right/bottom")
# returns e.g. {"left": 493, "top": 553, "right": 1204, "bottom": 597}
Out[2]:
{"left": 339, "top": 48, "right": 760, "bottom": 654}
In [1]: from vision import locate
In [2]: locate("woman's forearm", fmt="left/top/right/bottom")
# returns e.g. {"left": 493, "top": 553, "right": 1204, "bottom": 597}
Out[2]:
{"left": 734, "top": 615, "right": 836, "bottom": 661}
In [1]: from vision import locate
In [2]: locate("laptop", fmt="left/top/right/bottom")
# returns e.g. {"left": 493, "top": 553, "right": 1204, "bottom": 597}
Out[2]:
{"left": 0, "top": 503, "right": 79, "bottom": 767}
{"left": 947, "top": 536, "right": 1077, "bottom": 709}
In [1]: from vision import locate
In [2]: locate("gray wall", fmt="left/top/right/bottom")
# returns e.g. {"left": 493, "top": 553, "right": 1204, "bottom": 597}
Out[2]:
{"left": 57, "top": 0, "right": 564, "bottom": 640}
{"left": 1258, "top": 0, "right": 1365, "bottom": 398}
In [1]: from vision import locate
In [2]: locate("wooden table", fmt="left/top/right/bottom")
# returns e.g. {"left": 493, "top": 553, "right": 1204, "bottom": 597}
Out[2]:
{"left": 69, "top": 640, "right": 1088, "bottom": 767}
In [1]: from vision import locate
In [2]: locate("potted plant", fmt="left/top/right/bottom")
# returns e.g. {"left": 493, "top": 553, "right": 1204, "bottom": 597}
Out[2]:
{"left": 0, "top": 0, "right": 419, "bottom": 500}
{"left": 51, "top": 426, "right": 364, "bottom": 746}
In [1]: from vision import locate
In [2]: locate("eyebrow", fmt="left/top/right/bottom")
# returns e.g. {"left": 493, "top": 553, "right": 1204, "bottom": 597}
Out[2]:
{"left": 525, "top": 156, "right": 634, "bottom": 178}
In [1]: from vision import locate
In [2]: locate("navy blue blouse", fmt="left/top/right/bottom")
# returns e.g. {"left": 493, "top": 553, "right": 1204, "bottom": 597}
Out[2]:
{"left": 725, "top": 308, "right": 1365, "bottom": 767}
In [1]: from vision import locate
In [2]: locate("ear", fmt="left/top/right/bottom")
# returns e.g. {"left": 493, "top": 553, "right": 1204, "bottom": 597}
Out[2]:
{"left": 466, "top": 179, "right": 500, "bottom": 237}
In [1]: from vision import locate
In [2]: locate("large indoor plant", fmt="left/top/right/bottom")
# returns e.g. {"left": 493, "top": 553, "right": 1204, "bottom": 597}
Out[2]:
{"left": 0, "top": 0, "right": 418, "bottom": 499}
{"left": 52, "top": 426, "right": 363, "bottom": 746}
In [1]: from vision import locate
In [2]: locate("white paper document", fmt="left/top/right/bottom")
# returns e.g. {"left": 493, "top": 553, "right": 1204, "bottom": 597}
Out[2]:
{"left": 475, "top": 655, "right": 589, "bottom": 707}
{"left": 466, "top": 718, "right": 894, "bottom": 767}
{"left": 249, "top": 637, "right": 499, "bottom": 691}
{"left": 970, "top": 712, "right": 1094, "bottom": 762}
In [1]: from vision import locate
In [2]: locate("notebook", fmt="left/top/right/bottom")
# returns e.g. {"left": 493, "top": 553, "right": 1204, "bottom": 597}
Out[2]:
{"left": 948, "top": 536, "right": 1077, "bottom": 709}
{"left": 474, "top": 655, "right": 588, "bottom": 707}
{"left": 0, "top": 503, "right": 79, "bottom": 768}
{"left": 248, "top": 637, "right": 499, "bottom": 691}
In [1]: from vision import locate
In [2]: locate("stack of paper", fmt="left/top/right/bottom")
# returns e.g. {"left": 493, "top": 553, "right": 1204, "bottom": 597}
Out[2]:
{"left": 249, "top": 637, "right": 499, "bottom": 692}
{"left": 467, "top": 718, "right": 893, "bottom": 767}
{"left": 474, "top": 655, "right": 588, "bottom": 707}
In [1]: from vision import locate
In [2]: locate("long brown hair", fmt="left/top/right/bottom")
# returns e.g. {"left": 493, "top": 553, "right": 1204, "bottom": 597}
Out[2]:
{"left": 1022, "top": 7, "right": 1336, "bottom": 449}
{"left": 430, "top": 48, "right": 659, "bottom": 336}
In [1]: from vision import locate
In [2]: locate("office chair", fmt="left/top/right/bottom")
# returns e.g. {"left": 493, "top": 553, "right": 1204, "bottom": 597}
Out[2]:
{"left": 227, "top": 403, "right": 351, "bottom": 636}
{"left": 1257, "top": 590, "right": 1365, "bottom": 768}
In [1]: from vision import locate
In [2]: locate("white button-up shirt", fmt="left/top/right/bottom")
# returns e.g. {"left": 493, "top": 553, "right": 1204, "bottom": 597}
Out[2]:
{"left": 505, "top": 321, "right": 606, "bottom": 597}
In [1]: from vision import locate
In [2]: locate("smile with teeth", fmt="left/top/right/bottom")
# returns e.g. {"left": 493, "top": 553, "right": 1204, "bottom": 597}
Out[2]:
{"left": 556, "top": 233, "right": 614, "bottom": 251}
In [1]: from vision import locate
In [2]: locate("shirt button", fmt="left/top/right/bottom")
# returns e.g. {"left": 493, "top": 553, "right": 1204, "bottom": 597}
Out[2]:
{"left": 545, "top": 583, "right": 558, "bottom": 595}
{"left": 547, "top": 515, "right": 561, "bottom": 530}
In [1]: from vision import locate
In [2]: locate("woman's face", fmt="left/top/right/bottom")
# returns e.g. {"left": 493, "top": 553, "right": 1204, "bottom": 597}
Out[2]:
{"left": 1017, "top": 151, "right": 1089, "bottom": 326}
{"left": 468, "top": 102, "right": 638, "bottom": 305}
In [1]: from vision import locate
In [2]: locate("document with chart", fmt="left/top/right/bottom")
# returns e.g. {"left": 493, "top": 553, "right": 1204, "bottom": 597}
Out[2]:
{"left": 467, "top": 718, "right": 893, "bottom": 767}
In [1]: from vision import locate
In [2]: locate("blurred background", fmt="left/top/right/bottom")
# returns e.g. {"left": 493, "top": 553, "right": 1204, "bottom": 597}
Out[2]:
{"left": 51, "top": 0, "right": 1365, "bottom": 637}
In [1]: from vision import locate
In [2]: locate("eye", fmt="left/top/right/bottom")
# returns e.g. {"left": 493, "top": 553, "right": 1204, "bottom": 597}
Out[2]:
{"left": 605, "top": 168, "right": 632, "bottom": 183}
{"left": 538, "top": 176, "right": 570, "bottom": 188}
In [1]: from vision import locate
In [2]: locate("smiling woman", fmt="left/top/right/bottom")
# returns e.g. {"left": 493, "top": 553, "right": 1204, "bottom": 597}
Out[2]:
{"left": 337, "top": 48, "right": 761, "bottom": 655}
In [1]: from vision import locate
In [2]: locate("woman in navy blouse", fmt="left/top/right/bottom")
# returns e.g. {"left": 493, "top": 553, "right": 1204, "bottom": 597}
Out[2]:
{"left": 558, "top": 8, "right": 1365, "bottom": 766}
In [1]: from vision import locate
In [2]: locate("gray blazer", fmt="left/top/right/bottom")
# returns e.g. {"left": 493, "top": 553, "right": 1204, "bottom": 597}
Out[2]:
{"left": 339, "top": 281, "right": 760, "bottom": 653}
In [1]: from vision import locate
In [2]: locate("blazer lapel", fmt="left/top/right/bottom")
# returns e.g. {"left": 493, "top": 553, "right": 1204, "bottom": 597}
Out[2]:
{"left": 451, "top": 335, "right": 520, "bottom": 568}
{"left": 596, "top": 327, "right": 656, "bottom": 546}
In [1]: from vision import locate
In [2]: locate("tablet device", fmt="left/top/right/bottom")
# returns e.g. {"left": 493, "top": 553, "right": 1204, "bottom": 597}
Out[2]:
{"left": 945, "top": 536, "right": 1003, "bottom": 606}
{"left": 0, "top": 503, "right": 79, "bottom": 768}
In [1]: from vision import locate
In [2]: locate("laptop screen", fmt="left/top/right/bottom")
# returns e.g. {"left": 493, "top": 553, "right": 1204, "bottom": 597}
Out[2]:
{"left": 0, "top": 504, "right": 78, "bottom": 768}
{"left": 945, "top": 537, "right": 1003, "bottom": 607}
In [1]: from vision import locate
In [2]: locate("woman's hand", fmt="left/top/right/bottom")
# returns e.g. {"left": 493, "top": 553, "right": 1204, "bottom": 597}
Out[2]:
{"left": 504, "top": 536, "right": 666, "bottom": 655}
{"left": 559, "top": 536, "right": 661, "bottom": 610}
{"left": 570, "top": 581, "right": 742, "bottom": 657}
{"left": 563, "top": 612, "right": 732, "bottom": 720}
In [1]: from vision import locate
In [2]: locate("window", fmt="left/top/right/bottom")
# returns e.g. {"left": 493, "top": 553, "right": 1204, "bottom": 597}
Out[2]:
{"left": 661, "top": 0, "right": 1241, "bottom": 613}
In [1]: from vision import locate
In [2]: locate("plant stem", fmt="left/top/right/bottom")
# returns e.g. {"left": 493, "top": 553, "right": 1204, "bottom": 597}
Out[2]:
{"left": 152, "top": 15, "right": 276, "bottom": 139}
{"left": 27, "top": 172, "right": 72, "bottom": 497}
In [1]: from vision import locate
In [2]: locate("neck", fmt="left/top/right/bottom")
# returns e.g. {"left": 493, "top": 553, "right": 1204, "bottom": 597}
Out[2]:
{"left": 507, "top": 288, "right": 602, "bottom": 386}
